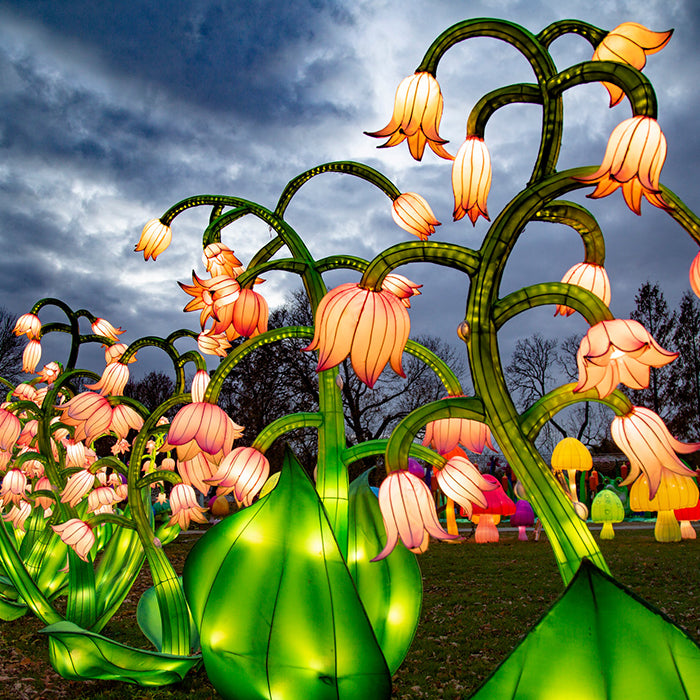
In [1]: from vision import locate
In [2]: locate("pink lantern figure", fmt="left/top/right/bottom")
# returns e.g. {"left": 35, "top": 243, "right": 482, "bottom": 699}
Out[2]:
{"left": 510, "top": 500, "right": 535, "bottom": 541}
{"left": 470, "top": 474, "right": 516, "bottom": 543}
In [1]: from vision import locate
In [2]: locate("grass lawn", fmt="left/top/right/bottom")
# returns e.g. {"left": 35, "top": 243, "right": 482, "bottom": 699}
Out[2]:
{"left": 0, "top": 525, "right": 697, "bottom": 699}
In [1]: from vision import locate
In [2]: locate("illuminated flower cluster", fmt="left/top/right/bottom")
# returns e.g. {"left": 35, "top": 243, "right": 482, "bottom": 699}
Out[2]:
{"left": 366, "top": 72, "right": 452, "bottom": 161}
{"left": 576, "top": 115, "right": 668, "bottom": 215}
{"left": 179, "top": 244, "right": 268, "bottom": 351}
{"left": 574, "top": 319, "right": 677, "bottom": 398}
{"left": 592, "top": 22, "right": 672, "bottom": 108}
{"left": 555, "top": 263, "right": 611, "bottom": 317}
{"left": 611, "top": 406, "right": 698, "bottom": 498}
{"left": 304, "top": 282, "right": 411, "bottom": 388}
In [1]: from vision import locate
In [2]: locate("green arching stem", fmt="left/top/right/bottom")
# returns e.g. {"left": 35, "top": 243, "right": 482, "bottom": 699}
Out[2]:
{"left": 416, "top": 19, "right": 561, "bottom": 184}
{"left": 251, "top": 413, "right": 324, "bottom": 454}
{"left": 533, "top": 201, "right": 606, "bottom": 264}
{"left": 135, "top": 470, "right": 183, "bottom": 490}
{"left": 124, "top": 393, "right": 193, "bottom": 655}
{"left": 274, "top": 161, "right": 401, "bottom": 219}
{"left": 202, "top": 207, "right": 251, "bottom": 247}
{"left": 492, "top": 282, "right": 613, "bottom": 330}
{"left": 206, "top": 326, "right": 314, "bottom": 403}
{"left": 546, "top": 61, "right": 657, "bottom": 118}
{"left": 384, "top": 397, "right": 486, "bottom": 474}
{"left": 29, "top": 298, "right": 82, "bottom": 370}
{"left": 343, "top": 439, "right": 445, "bottom": 471}
{"left": 360, "top": 241, "right": 481, "bottom": 290}
{"left": 466, "top": 168, "right": 611, "bottom": 583}
{"left": 404, "top": 340, "right": 463, "bottom": 397}
{"left": 520, "top": 384, "right": 633, "bottom": 443}
{"left": 467, "top": 84, "right": 542, "bottom": 139}
{"left": 537, "top": 19, "right": 607, "bottom": 49}
{"left": 659, "top": 186, "right": 700, "bottom": 245}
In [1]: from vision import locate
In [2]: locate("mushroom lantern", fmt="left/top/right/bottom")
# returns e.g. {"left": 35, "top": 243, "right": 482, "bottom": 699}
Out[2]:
{"left": 510, "top": 500, "right": 535, "bottom": 541}
{"left": 591, "top": 489, "right": 625, "bottom": 539}
{"left": 674, "top": 494, "right": 700, "bottom": 540}
{"left": 629, "top": 472, "right": 699, "bottom": 542}
{"left": 470, "top": 474, "right": 515, "bottom": 543}
{"left": 551, "top": 437, "right": 592, "bottom": 518}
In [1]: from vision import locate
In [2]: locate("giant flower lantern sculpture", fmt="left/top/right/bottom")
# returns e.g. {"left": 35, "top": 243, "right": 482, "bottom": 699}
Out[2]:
{"left": 2, "top": 13, "right": 700, "bottom": 700}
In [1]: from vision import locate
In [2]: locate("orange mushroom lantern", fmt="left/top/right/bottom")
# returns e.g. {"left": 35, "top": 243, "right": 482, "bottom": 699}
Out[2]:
{"left": 629, "top": 472, "right": 699, "bottom": 542}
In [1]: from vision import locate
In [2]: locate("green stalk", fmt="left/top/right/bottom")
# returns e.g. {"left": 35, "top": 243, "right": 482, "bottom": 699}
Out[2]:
{"left": 466, "top": 169, "right": 610, "bottom": 584}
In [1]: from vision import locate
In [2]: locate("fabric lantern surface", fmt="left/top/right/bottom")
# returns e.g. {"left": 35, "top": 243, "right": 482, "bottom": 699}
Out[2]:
{"left": 591, "top": 490, "right": 625, "bottom": 539}
{"left": 469, "top": 560, "right": 700, "bottom": 699}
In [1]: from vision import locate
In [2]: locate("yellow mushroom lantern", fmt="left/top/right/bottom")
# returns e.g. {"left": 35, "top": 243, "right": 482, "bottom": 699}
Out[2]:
{"left": 551, "top": 437, "right": 593, "bottom": 518}
{"left": 629, "top": 472, "right": 699, "bottom": 542}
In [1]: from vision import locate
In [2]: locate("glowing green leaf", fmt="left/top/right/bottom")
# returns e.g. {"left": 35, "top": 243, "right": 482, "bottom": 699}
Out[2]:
{"left": 137, "top": 577, "right": 199, "bottom": 653}
{"left": 470, "top": 560, "right": 700, "bottom": 699}
{"left": 347, "top": 470, "right": 422, "bottom": 674}
{"left": 183, "top": 447, "right": 391, "bottom": 700}
{"left": 41, "top": 621, "right": 201, "bottom": 685}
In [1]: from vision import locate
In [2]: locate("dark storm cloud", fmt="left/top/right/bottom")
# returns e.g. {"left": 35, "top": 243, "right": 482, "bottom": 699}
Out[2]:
{"left": 2, "top": 0, "right": 358, "bottom": 125}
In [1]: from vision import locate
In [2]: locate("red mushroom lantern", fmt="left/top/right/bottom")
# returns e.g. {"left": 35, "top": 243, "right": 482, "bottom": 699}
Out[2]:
{"left": 674, "top": 495, "right": 700, "bottom": 540}
{"left": 470, "top": 474, "right": 516, "bottom": 543}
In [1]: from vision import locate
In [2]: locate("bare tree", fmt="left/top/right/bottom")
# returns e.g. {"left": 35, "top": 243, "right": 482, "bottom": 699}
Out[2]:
{"left": 124, "top": 370, "right": 176, "bottom": 414}
{"left": 505, "top": 332, "right": 608, "bottom": 451}
{"left": 0, "top": 308, "right": 26, "bottom": 384}
{"left": 629, "top": 281, "right": 676, "bottom": 418}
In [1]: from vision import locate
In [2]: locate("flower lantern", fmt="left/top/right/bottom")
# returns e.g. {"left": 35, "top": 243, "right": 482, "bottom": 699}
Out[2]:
{"left": 510, "top": 500, "right": 535, "bottom": 541}
{"left": 591, "top": 490, "right": 625, "bottom": 540}
{"left": 470, "top": 474, "right": 516, "bottom": 543}
{"left": 673, "top": 495, "right": 700, "bottom": 540}
{"left": 629, "top": 472, "right": 699, "bottom": 542}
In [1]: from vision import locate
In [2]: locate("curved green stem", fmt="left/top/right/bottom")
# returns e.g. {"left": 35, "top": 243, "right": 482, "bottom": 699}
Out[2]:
{"left": 533, "top": 201, "right": 605, "bottom": 264}
{"left": 537, "top": 19, "right": 607, "bottom": 49}
{"left": 493, "top": 282, "right": 613, "bottom": 330}
{"left": 467, "top": 84, "right": 541, "bottom": 139}
{"left": 417, "top": 19, "right": 560, "bottom": 183}
{"left": 29, "top": 298, "right": 82, "bottom": 369}
{"left": 206, "top": 326, "right": 314, "bottom": 403}
{"left": 343, "top": 439, "right": 443, "bottom": 470}
{"left": 360, "top": 241, "right": 480, "bottom": 290}
{"left": 467, "top": 168, "right": 610, "bottom": 584}
{"left": 520, "top": 384, "right": 632, "bottom": 442}
{"left": 251, "top": 412, "right": 324, "bottom": 453}
{"left": 404, "top": 340, "right": 463, "bottom": 396}
{"left": 659, "top": 185, "right": 700, "bottom": 245}
{"left": 275, "top": 161, "right": 401, "bottom": 219}
{"left": 384, "top": 397, "right": 486, "bottom": 474}
{"left": 546, "top": 61, "right": 657, "bottom": 117}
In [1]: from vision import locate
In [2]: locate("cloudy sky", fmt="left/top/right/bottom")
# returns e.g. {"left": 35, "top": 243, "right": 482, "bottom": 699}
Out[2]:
{"left": 1, "top": 0, "right": 699, "bottom": 381}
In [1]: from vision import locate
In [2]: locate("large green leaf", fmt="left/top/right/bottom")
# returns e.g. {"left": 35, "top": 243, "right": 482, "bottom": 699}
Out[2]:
{"left": 470, "top": 560, "right": 700, "bottom": 699}
{"left": 137, "top": 577, "right": 200, "bottom": 653}
{"left": 0, "top": 596, "right": 27, "bottom": 621}
{"left": 347, "top": 470, "right": 422, "bottom": 674}
{"left": 41, "top": 621, "right": 201, "bottom": 685}
{"left": 183, "top": 447, "right": 392, "bottom": 700}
